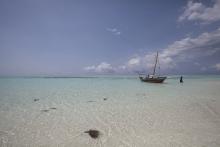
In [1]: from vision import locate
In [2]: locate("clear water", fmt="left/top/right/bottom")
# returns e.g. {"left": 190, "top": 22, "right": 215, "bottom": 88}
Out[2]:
{"left": 0, "top": 76, "right": 220, "bottom": 147}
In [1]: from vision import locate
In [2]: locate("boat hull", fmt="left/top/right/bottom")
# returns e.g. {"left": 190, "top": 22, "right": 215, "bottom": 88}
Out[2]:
{"left": 139, "top": 76, "right": 166, "bottom": 83}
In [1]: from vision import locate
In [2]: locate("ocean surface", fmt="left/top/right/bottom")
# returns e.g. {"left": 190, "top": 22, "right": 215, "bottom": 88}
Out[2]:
{"left": 0, "top": 75, "right": 220, "bottom": 147}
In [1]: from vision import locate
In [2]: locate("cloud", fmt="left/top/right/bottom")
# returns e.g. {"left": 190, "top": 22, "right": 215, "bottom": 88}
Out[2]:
{"left": 161, "top": 27, "right": 220, "bottom": 59}
{"left": 84, "top": 62, "right": 115, "bottom": 73}
{"left": 106, "top": 28, "right": 121, "bottom": 35}
{"left": 128, "top": 57, "right": 140, "bottom": 66}
{"left": 84, "top": 66, "right": 96, "bottom": 71}
{"left": 213, "top": 63, "right": 220, "bottom": 71}
{"left": 125, "top": 27, "right": 220, "bottom": 72}
{"left": 84, "top": 27, "right": 220, "bottom": 74}
{"left": 194, "top": 62, "right": 200, "bottom": 66}
{"left": 122, "top": 52, "right": 175, "bottom": 73}
{"left": 178, "top": 0, "right": 220, "bottom": 24}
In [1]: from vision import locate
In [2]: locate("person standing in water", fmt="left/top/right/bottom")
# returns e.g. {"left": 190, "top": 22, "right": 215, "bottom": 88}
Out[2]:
{"left": 180, "top": 76, "right": 183, "bottom": 83}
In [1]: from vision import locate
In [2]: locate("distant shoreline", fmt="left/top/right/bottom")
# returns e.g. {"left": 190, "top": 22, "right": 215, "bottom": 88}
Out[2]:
{"left": 0, "top": 74, "right": 220, "bottom": 79}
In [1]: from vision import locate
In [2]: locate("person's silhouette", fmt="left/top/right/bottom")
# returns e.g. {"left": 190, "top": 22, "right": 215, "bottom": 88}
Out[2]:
{"left": 180, "top": 76, "right": 183, "bottom": 83}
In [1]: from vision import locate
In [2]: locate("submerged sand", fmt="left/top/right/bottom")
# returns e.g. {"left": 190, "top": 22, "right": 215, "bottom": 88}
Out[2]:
{"left": 0, "top": 77, "right": 220, "bottom": 147}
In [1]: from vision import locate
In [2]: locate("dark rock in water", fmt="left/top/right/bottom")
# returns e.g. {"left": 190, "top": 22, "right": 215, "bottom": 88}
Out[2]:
{"left": 41, "top": 109, "right": 49, "bottom": 112}
{"left": 87, "top": 100, "right": 96, "bottom": 103}
{"left": 84, "top": 129, "right": 100, "bottom": 139}
{"left": 50, "top": 107, "right": 57, "bottom": 110}
{"left": 103, "top": 98, "right": 108, "bottom": 101}
{"left": 34, "top": 98, "right": 39, "bottom": 102}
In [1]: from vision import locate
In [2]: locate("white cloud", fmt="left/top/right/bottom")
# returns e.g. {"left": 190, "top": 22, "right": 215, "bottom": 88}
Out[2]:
{"left": 84, "top": 28, "right": 220, "bottom": 74}
{"left": 179, "top": 0, "right": 220, "bottom": 24}
{"left": 84, "top": 66, "right": 96, "bottom": 71}
{"left": 84, "top": 62, "right": 115, "bottom": 73}
{"left": 115, "top": 31, "right": 121, "bottom": 35}
{"left": 106, "top": 28, "right": 121, "bottom": 35}
{"left": 128, "top": 57, "right": 140, "bottom": 66}
{"left": 145, "top": 53, "right": 175, "bottom": 69}
{"left": 213, "top": 63, "right": 220, "bottom": 70}
{"left": 118, "top": 65, "right": 126, "bottom": 70}
{"left": 194, "top": 62, "right": 200, "bottom": 66}
{"left": 124, "top": 27, "right": 220, "bottom": 73}
{"left": 161, "top": 27, "right": 220, "bottom": 59}
{"left": 124, "top": 52, "right": 175, "bottom": 73}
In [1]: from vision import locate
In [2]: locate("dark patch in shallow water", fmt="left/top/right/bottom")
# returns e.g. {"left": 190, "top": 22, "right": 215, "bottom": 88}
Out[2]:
{"left": 84, "top": 129, "right": 100, "bottom": 139}
{"left": 87, "top": 101, "right": 96, "bottom": 103}
{"left": 50, "top": 107, "right": 57, "bottom": 110}
{"left": 103, "top": 98, "right": 108, "bottom": 101}
{"left": 34, "top": 99, "right": 39, "bottom": 102}
{"left": 41, "top": 109, "right": 49, "bottom": 112}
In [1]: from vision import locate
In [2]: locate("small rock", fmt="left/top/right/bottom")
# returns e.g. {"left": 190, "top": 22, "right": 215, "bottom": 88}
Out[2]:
{"left": 34, "top": 99, "right": 39, "bottom": 102}
{"left": 41, "top": 109, "right": 49, "bottom": 112}
{"left": 84, "top": 129, "right": 100, "bottom": 139}
{"left": 87, "top": 101, "right": 96, "bottom": 103}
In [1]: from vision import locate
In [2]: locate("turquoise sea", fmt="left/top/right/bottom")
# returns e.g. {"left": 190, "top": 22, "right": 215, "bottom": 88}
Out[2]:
{"left": 0, "top": 75, "right": 220, "bottom": 147}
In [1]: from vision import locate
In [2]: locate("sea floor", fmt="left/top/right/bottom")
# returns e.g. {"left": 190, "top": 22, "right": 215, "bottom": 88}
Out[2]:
{"left": 0, "top": 76, "right": 220, "bottom": 147}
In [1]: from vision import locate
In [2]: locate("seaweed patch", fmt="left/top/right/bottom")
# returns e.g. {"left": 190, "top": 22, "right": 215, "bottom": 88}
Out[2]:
{"left": 87, "top": 100, "right": 96, "bottom": 103}
{"left": 41, "top": 109, "right": 49, "bottom": 112}
{"left": 84, "top": 129, "right": 100, "bottom": 139}
{"left": 34, "top": 99, "right": 39, "bottom": 102}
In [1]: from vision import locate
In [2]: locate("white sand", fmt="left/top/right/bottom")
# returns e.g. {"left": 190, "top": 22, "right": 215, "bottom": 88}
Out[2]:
{"left": 0, "top": 77, "right": 220, "bottom": 147}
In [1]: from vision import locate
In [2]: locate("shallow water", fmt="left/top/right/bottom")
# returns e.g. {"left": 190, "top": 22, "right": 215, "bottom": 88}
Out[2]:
{"left": 0, "top": 76, "right": 220, "bottom": 147}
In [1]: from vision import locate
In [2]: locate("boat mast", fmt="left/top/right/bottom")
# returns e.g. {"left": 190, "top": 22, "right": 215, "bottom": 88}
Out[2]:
{"left": 152, "top": 51, "right": 158, "bottom": 75}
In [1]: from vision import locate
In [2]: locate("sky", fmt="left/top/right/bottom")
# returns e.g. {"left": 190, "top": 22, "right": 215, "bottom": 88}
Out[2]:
{"left": 0, "top": 0, "right": 220, "bottom": 76}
